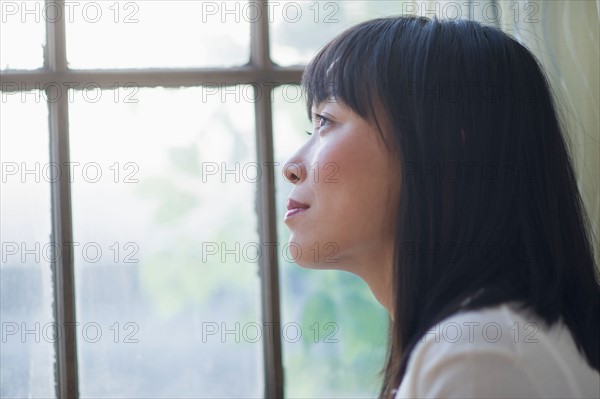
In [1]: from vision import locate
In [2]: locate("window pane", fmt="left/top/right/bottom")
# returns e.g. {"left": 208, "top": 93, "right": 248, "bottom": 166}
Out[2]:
{"left": 272, "top": 86, "right": 389, "bottom": 398}
{"left": 0, "top": 91, "right": 55, "bottom": 397}
{"left": 269, "top": 0, "right": 497, "bottom": 66}
{"left": 0, "top": 0, "right": 45, "bottom": 69}
{"left": 270, "top": 0, "right": 404, "bottom": 66}
{"left": 69, "top": 87, "right": 262, "bottom": 397}
{"left": 66, "top": 1, "right": 250, "bottom": 69}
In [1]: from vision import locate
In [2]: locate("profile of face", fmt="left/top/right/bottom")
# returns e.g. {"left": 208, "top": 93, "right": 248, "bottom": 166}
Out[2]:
{"left": 283, "top": 98, "right": 400, "bottom": 276}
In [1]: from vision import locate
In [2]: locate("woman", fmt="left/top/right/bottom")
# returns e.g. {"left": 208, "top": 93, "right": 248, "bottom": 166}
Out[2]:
{"left": 283, "top": 16, "right": 599, "bottom": 398}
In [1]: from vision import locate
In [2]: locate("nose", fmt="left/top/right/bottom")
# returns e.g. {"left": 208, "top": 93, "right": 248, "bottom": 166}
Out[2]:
{"left": 283, "top": 161, "right": 305, "bottom": 184}
{"left": 283, "top": 144, "right": 309, "bottom": 184}
{"left": 283, "top": 133, "right": 312, "bottom": 184}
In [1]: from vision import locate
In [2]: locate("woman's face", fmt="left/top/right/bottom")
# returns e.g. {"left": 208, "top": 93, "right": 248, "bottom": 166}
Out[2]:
{"left": 283, "top": 98, "right": 400, "bottom": 272}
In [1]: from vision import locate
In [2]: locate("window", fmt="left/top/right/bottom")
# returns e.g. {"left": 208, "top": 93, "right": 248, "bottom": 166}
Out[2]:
{"left": 1, "top": 1, "right": 402, "bottom": 397}
{"left": 4, "top": 1, "right": 597, "bottom": 398}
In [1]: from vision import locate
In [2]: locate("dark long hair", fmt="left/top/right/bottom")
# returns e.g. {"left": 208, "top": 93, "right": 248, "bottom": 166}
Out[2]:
{"left": 301, "top": 16, "right": 599, "bottom": 397}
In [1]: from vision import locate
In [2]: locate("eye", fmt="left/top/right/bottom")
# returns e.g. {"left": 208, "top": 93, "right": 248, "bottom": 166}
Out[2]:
{"left": 313, "top": 113, "right": 331, "bottom": 131}
{"left": 306, "top": 130, "right": 313, "bottom": 136}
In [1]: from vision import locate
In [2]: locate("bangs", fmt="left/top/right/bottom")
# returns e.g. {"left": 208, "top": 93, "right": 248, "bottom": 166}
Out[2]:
{"left": 300, "top": 15, "right": 432, "bottom": 143}
{"left": 300, "top": 19, "right": 381, "bottom": 122}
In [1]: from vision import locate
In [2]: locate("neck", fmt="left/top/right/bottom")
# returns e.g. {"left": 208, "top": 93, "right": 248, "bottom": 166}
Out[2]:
{"left": 352, "top": 244, "right": 394, "bottom": 319}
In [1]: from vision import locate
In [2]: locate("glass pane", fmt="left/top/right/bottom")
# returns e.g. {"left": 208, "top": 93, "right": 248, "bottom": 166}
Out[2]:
{"left": 272, "top": 86, "right": 389, "bottom": 398}
{"left": 269, "top": 0, "right": 497, "bottom": 66}
{"left": 69, "top": 87, "right": 262, "bottom": 397}
{"left": 0, "top": 0, "right": 45, "bottom": 69}
{"left": 0, "top": 91, "right": 55, "bottom": 397}
{"left": 270, "top": 0, "right": 405, "bottom": 66}
{"left": 66, "top": 1, "right": 250, "bottom": 69}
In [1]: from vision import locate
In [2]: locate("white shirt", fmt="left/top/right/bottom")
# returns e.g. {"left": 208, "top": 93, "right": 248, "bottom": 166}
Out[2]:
{"left": 395, "top": 302, "right": 600, "bottom": 398}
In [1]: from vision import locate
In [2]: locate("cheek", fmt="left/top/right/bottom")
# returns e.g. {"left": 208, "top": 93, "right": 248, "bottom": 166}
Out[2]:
{"left": 314, "top": 134, "right": 389, "bottom": 207}
{"left": 312, "top": 140, "right": 350, "bottom": 183}
{"left": 292, "top": 135, "right": 395, "bottom": 266}
{"left": 311, "top": 128, "right": 378, "bottom": 182}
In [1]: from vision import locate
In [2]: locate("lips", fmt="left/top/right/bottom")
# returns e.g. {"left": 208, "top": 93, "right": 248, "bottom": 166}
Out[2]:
{"left": 285, "top": 198, "right": 309, "bottom": 219}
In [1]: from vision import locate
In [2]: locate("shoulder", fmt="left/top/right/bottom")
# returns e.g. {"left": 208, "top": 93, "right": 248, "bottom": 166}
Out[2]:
{"left": 395, "top": 302, "right": 599, "bottom": 398}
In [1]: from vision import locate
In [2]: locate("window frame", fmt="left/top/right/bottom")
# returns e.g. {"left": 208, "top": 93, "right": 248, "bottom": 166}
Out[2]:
{"left": 0, "top": 0, "right": 300, "bottom": 397}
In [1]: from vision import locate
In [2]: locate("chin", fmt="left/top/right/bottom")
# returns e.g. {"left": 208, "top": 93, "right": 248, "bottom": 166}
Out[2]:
{"left": 293, "top": 258, "right": 343, "bottom": 271}
{"left": 283, "top": 237, "right": 343, "bottom": 270}
{"left": 292, "top": 258, "right": 320, "bottom": 269}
